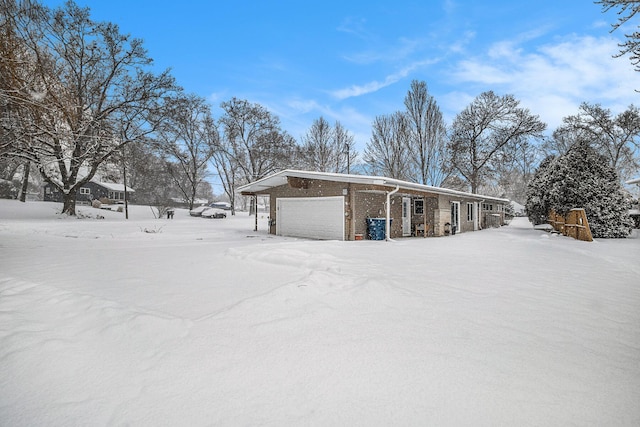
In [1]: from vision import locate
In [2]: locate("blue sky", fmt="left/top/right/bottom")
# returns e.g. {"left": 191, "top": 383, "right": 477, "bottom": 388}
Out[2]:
{"left": 44, "top": 0, "right": 640, "bottom": 156}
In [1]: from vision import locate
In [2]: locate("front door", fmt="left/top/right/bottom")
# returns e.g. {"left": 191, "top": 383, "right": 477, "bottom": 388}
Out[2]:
{"left": 402, "top": 197, "right": 411, "bottom": 236}
{"left": 451, "top": 201, "right": 460, "bottom": 234}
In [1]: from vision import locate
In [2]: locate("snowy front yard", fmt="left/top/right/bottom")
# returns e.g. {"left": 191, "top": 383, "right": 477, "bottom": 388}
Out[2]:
{"left": 1, "top": 200, "right": 639, "bottom": 426}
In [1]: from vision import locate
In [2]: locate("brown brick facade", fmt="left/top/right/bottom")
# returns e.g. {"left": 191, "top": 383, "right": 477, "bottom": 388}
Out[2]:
{"left": 257, "top": 176, "right": 506, "bottom": 240}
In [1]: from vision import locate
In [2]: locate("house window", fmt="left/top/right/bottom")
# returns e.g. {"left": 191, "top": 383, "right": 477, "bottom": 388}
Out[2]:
{"left": 80, "top": 187, "right": 90, "bottom": 195}
{"left": 467, "top": 203, "right": 473, "bottom": 221}
{"left": 483, "top": 203, "right": 493, "bottom": 211}
{"left": 414, "top": 199, "right": 424, "bottom": 215}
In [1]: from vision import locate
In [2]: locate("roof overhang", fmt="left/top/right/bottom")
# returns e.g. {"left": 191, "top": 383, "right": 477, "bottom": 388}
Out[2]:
{"left": 237, "top": 169, "right": 509, "bottom": 203}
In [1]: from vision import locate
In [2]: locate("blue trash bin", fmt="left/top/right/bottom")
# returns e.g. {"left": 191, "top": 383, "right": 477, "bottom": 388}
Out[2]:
{"left": 367, "top": 218, "right": 391, "bottom": 240}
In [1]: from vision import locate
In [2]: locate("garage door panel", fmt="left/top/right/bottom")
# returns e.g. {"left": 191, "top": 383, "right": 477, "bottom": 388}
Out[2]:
{"left": 276, "top": 196, "right": 344, "bottom": 240}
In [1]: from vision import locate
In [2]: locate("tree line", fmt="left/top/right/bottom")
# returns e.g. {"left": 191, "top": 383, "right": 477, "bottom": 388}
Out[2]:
{"left": 1, "top": 0, "right": 639, "bottom": 217}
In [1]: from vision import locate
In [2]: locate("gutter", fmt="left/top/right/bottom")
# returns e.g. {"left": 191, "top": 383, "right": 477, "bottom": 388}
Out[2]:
{"left": 386, "top": 185, "right": 400, "bottom": 241}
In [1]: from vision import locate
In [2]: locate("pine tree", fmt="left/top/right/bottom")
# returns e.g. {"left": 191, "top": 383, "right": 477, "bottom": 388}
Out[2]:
{"left": 530, "top": 141, "right": 634, "bottom": 238}
{"left": 525, "top": 155, "right": 556, "bottom": 225}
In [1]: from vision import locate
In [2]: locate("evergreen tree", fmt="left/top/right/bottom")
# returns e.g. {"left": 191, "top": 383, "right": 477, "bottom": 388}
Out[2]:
{"left": 524, "top": 155, "right": 556, "bottom": 225}
{"left": 548, "top": 142, "right": 633, "bottom": 238}
{"left": 526, "top": 142, "right": 633, "bottom": 237}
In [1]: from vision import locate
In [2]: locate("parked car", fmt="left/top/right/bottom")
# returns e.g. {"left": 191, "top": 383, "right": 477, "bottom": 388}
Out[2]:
{"left": 189, "top": 206, "right": 209, "bottom": 217}
{"left": 209, "top": 201, "right": 232, "bottom": 210}
{"left": 201, "top": 207, "right": 227, "bottom": 219}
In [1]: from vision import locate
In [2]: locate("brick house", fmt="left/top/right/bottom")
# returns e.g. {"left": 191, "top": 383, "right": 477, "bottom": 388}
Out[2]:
{"left": 238, "top": 170, "right": 509, "bottom": 241}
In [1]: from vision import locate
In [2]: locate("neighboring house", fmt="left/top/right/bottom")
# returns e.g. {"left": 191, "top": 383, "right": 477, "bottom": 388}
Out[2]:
{"left": 44, "top": 180, "right": 134, "bottom": 204}
{"left": 238, "top": 169, "right": 509, "bottom": 241}
{"left": 511, "top": 201, "right": 526, "bottom": 216}
{"left": 627, "top": 177, "right": 640, "bottom": 228}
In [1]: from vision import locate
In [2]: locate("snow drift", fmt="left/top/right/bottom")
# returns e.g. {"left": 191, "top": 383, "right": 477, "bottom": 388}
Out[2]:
{"left": 1, "top": 200, "right": 639, "bottom": 426}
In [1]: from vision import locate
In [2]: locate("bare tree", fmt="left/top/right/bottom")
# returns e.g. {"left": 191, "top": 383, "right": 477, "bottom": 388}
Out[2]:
{"left": 217, "top": 98, "right": 296, "bottom": 213}
{"left": 218, "top": 98, "right": 295, "bottom": 183}
{"left": 299, "top": 117, "right": 356, "bottom": 173}
{"left": 0, "top": 0, "right": 37, "bottom": 158}
{"left": 404, "top": 80, "right": 449, "bottom": 186}
{"left": 492, "top": 139, "right": 541, "bottom": 202}
{"left": 448, "top": 91, "right": 546, "bottom": 193}
{"left": 210, "top": 143, "right": 240, "bottom": 214}
{"left": 542, "top": 124, "right": 590, "bottom": 158}
{"left": 544, "top": 104, "right": 640, "bottom": 183}
{"left": 597, "top": 0, "right": 640, "bottom": 72}
{"left": 365, "top": 112, "right": 414, "bottom": 180}
{"left": 333, "top": 121, "right": 357, "bottom": 174}
{"left": 1, "top": 0, "right": 41, "bottom": 201}
{"left": 299, "top": 116, "right": 335, "bottom": 172}
{"left": 154, "top": 93, "right": 217, "bottom": 210}
{"left": 558, "top": 103, "right": 640, "bottom": 182}
{"left": 0, "top": 0, "right": 176, "bottom": 215}
{"left": 123, "top": 139, "right": 176, "bottom": 206}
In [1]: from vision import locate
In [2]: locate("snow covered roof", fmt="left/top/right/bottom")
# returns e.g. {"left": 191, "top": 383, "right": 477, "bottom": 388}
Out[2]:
{"left": 238, "top": 169, "right": 509, "bottom": 203}
{"left": 511, "top": 201, "right": 525, "bottom": 212}
{"left": 91, "top": 180, "right": 135, "bottom": 192}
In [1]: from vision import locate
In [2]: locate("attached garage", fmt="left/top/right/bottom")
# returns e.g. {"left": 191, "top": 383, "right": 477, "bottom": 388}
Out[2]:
{"left": 238, "top": 170, "right": 510, "bottom": 240}
{"left": 276, "top": 196, "right": 345, "bottom": 240}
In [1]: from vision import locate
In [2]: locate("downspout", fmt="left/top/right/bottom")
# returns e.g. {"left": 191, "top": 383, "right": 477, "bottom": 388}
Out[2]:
{"left": 386, "top": 186, "right": 400, "bottom": 241}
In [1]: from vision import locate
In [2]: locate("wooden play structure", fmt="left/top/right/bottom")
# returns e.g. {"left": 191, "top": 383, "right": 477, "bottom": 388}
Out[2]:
{"left": 548, "top": 209, "right": 593, "bottom": 242}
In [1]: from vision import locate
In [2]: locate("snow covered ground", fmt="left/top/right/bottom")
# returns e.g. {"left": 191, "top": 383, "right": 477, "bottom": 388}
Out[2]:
{"left": 1, "top": 200, "right": 639, "bottom": 426}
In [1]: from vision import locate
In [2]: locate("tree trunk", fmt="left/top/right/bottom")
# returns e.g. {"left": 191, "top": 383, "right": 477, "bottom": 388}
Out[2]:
{"left": 470, "top": 172, "right": 479, "bottom": 194}
{"left": 62, "top": 190, "right": 77, "bottom": 215}
{"left": 18, "top": 161, "right": 30, "bottom": 202}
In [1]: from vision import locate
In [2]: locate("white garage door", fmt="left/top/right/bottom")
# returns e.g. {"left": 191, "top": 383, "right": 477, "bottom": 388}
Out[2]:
{"left": 276, "top": 196, "right": 345, "bottom": 240}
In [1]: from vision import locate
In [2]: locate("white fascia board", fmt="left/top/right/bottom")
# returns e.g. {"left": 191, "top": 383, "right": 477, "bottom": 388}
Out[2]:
{"left": 237, "top": 169, "right": 509, "bottom": 203}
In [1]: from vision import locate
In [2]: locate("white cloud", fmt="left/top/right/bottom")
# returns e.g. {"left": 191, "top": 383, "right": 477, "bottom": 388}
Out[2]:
{"left": 342, "top": 37, "right": 426, "bottom": 64}
{"left": 448, "top": 30, "right": 476, "bottom": 54}
{"left": 330, "top": 59, "right": 438, "bottom": 100}
{"left": 591, "top": 19, "right": 610, "bottom": 30}
{"left": 442, "top": 0, "right": 457, "bottom": 16}
{"left": 447, "top": 34, "right": 640, "bottom": 130}
{"left": 336, "top": 17, "right": 373, "bottom": 41}
{"left": 286, "top": 98, "right": 322, "bottom": 115}
{"left": 330, "top": 78, "right": 397, "bottom": 100}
